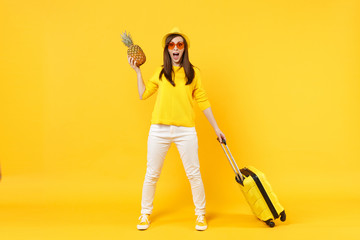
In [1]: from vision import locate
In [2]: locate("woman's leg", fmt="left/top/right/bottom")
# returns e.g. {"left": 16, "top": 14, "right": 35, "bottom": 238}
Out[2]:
{"left": 140, "top": 125, "right": 171, "bottom": 215}
{"left": 174, "top": 127, "right": 206, "bottom": 216}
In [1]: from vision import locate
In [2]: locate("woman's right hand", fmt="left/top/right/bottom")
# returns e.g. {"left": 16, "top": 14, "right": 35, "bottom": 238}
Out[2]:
{"left": 128, "top": 56, "right": 145, "bottom": 98}
{"left": 128, "top": 57, "right": 141, "bottom": 73}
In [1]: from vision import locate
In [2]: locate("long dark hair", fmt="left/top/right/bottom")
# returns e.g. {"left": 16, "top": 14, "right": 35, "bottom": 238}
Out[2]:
{"left": 159, "top": 34, "right": 195, "bottom": 86}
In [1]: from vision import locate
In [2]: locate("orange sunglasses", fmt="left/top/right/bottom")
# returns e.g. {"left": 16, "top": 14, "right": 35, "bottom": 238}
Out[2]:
{"left": 168, "top": 42, "right": 184, "bottom": 50}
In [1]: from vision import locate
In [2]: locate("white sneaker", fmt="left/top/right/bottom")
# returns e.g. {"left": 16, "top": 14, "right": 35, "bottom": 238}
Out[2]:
{"left": 195, "top": 215, "right": 207, "bottom": 231}
{"left": 137, "top": 214, "right": 150, "bottom": 230}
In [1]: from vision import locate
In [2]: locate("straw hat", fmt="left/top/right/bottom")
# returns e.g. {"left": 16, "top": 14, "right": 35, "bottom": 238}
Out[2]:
{"left": 162, "top": 27, "right": 190, "bottom": 49}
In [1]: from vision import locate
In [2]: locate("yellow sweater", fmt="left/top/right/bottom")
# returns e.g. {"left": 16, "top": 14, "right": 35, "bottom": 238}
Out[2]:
{"left": 142, "top": 66, "right": 211, "bottom": 127}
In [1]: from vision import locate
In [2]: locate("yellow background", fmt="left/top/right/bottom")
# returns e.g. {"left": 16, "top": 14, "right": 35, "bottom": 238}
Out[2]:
{"left": 1, "top": 0, "right": 360, "bottom": 239}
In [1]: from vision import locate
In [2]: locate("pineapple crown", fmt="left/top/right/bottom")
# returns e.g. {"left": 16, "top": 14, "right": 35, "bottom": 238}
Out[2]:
{"left": 121, "top": 31, "right": 134, "bottom": 47}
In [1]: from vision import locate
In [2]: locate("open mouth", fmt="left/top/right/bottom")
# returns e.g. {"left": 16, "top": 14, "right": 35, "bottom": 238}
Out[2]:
{"left": 173, "top": 52, "right": 180, "bottom": 60}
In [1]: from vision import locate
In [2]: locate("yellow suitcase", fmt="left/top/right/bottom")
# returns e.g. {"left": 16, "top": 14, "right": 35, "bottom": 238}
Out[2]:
{"left": 219, "top": 139, "right": 286, "bottom": 227}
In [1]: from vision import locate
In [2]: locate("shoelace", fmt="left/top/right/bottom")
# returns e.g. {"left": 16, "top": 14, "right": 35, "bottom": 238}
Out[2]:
{"left": 139, "top": 214, "right": 148, "bottom": 223}
{"left": 196, "top": 215, "right": 205, "bottom": 223}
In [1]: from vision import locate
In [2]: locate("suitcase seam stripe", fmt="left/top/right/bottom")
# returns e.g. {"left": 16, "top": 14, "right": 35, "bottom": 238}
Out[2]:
{"left": 247, "top": 169, "right": 279, "bottom": 219}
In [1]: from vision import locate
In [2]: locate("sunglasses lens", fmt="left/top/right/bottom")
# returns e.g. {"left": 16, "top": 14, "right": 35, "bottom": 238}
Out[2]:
{"left": 168, "top": 42, "right": 175, "bottom": 50}
{"left": 177, "top": 42, "right": 184, "bottom": 50}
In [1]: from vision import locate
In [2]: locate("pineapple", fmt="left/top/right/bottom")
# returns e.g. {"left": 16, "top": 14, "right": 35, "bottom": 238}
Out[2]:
{"left": 121, "top": 31, "right": 146, "bottom": 67}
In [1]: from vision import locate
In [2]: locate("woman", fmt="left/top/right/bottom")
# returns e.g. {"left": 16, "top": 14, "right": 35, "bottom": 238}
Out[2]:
{"left": 128, "top": 27, "right": 226, "bottom": 231}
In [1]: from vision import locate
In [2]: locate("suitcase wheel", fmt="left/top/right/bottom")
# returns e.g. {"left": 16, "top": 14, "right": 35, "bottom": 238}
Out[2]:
{"left": 280, "top": 211, "right": 286, "bottom": 222}
{"left": 265, "top": 219, "right": 275, "bottom": 228}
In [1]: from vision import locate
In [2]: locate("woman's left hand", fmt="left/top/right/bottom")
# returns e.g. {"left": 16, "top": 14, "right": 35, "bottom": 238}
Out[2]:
{"left": 215, "top": 128, "right": 226, "bottom": 143}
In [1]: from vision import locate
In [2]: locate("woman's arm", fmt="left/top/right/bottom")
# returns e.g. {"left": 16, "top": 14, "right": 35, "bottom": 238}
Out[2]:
{"left": 203, "top": 107, "right": 226, "bottom": 143}
{"left": 128, "top": 57, "right": 145, "bottom": 99}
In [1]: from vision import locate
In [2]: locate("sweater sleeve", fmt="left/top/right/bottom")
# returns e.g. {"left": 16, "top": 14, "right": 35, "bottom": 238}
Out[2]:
{"left": 193, "top": 69, "right": 211, "bottom": 111}
{"left": 142, "top": 67, "right": 161, "bottom": 100}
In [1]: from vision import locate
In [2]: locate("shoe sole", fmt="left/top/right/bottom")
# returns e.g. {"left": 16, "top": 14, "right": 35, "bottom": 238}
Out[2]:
{"left": 195, "top": 225, "right": 207, "bottom": 231}
{"left": 137, "top": 222, "right": 150, "bottom": 230}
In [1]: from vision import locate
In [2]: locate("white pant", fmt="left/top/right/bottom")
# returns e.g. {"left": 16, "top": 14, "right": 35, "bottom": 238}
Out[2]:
{"left": 140, "top": 124, "right": 206, "bottom": 216}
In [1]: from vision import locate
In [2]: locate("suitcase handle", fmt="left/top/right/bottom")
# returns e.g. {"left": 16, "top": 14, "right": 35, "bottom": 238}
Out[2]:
{"left": 217, "top": 138, "right": 244, "bottom": 183}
